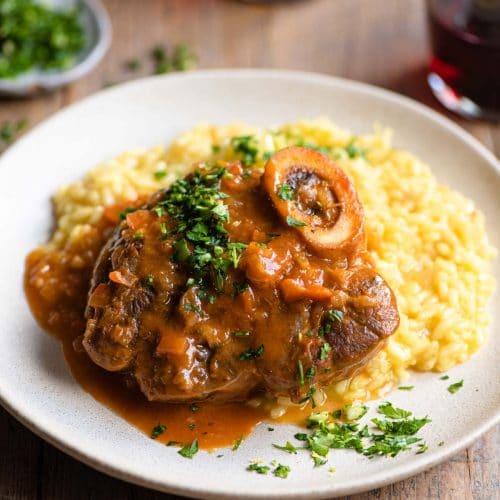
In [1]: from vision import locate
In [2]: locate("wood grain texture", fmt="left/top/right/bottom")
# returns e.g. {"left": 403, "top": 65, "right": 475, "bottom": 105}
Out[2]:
{"left": 0, "top": 0, "right": 498, "bottom": 499}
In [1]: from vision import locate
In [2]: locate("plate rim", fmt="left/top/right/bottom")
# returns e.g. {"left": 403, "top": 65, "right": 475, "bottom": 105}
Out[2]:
{"left": 0, "top": 69, "right": 498, "bottom": 499}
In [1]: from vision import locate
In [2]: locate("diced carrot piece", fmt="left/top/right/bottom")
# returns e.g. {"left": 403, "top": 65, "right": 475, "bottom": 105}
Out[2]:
{"left": 126, "top": 209, "right": 152, "bottom": 230}
{"left": 280, "top": 279, "right": 333, "bottom": 302}
{"left": 109, "top": 269, "right": 137, "bottom": 287}
{"left": 280, "top": 279, "right": 308, "bottom": 301}
{"left": 156, "top": 331, "right": 188, "bottom": 356}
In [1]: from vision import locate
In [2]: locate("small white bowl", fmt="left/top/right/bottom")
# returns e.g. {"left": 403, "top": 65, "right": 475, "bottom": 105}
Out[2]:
{"left": 0, "top": 0, "right": 112, "bottom": 97}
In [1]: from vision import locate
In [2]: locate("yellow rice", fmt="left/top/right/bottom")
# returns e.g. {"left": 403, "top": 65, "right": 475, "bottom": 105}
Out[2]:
{"left": 49, "top": 118, "right": 497, "bottom": 414}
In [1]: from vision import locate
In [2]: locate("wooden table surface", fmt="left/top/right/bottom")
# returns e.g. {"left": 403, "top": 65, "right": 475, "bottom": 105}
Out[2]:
{"left": 0, "top": 0, "right": 498, "bottom": 498}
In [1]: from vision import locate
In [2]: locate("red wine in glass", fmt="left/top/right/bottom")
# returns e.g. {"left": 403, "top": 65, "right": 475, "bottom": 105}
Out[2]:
{"left": 427, "top": 0, "right": 500, "bottom": 120}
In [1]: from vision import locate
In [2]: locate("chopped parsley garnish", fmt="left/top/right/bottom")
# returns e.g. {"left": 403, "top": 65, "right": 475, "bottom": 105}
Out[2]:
{"left": 190, "top": 403, "right": 200, "bottom": 412}
{"left": 268, "top": 427, "right": 275, "bottom": 432}
{"left": 262, "top": 151, "right": 273, "bottom": 162}
{"left": 132, "top": 232, "right": 143, "bottom": 240}
{"left": 305, "top": 367, "right": 316, "bottom": 381}
{"left": 155, "top": 166, "right": 247, "bottom": 292}
{"left": 440, "top": 374, "right": 450, "bottom": 380}
{"left": 447, "top": 380, "right": 463, "bottom": 394}
{"left": 319, "top": 342, "right": 331, "bottom": 360}
{"left": 273, "top": 464, "right": 291, "bottom": 479}
{"left": 239, "top": 344, "right": 264, "bottom": 361}
{"left": 184, "top": 303, "right": 205, "bottom": 317}
{"left": 328, "top": 309, "right": 344, "bottom": 322}
{"left": 151, "top": 424, "right": 166, "bottom": 439}
{"left": 297, "top": 360, "right": 305, "bottom": 387}
{"left": 273, "top": 441, "right": 298, "bottom": 454}
{"left": 295, "top": 138, "right": 330, "bottom": 155}
{"left": 145, "top": 274, "right": 154, "bottom": 286}
{"left": 0, "top": 119, "right": 27, "bottom": 148}
{"left": 319, "top": 310, "right": 343, "bottom": 336}
{"left": 278, "top": 183, "right": 294, "bottom": 200}
{"left": 345, "top": 140, "right": 366, "bottom": 159}
{"left": 0, "top": 1, "right": 85, "bottom": 78}
{"left": 166, "top": 440, "right": 179, "bottom": 447}
{"left": 187, "top": 422, "right": 196, "bottom": 430}
{"left": 152, "top": 43, "right": 197, "bottom": 74}
{"left": 232, "top": 436, "right": 244, "bottom": 451}
{"left": 286, "top": 216, "right": 306, "bottom": 227}
{"left": 398, "top": 385, "right": 414, "bottom": 391}
{"left": 331, "top": 409, "right": 342, "bottom": 419}
{"left": 232, "top": 281, "right": 249, "bottom": 296}
{"left": 178, "top": 439, "right": 199, "bottom": 458}
{"left": 293, "top": 401, "right": 430, "bottom": 465}
{"left": 154, "top": 169, "right": 167, "bottom": 180}
{"left": 299, "top": 386, "right": 317, "bottom": 408}
{"left": 247, "top": 462, "right": 270, "bottom": 474}
{"left": 233, "top": 330, "right": 250, "bottom": 337}
{"left": 231, "top": 135, "right": 259, "bottom": 166}
{"left": 378, "top": 401, "right": 412, "bottom": 419}
{"left": 343, "top": 403, "right": 368, "bottom": 421}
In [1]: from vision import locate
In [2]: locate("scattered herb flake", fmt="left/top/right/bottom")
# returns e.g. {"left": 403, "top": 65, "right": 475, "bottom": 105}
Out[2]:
{"left": 247, "top": 461, "right": 270, "bottom": 474}
{"left": 154, "top": 170, "right": 167, "bottom": 180}
{"left": 278, "top": 183, "right": 294, "bottom": 200}
{"left": 273, "top": 441, "right": 298, "bottom": 454}
{"left": 178, "top": 439, "right": 199, "bottom": 458}
{"left": 398, "top": 386, "right": 414, "bottom": 391}
{"left": 239, "top": 344, "right": 264, "bottom": 361}
{"left": 273, "top": 464, "right": 291, "bottom": 479}
{"left": 297, "top": 360, "right": 305, "bottom": 387}
{"left": 151, "top": 424, "right": 166, "bottom": 439}
{"left": 233, "top": 330, "right": 250, "bottom": 337}
{"left": 447, "top": 380, "right": 464, "bottom": 394}
{"left": 378, "top": 402, "right": 412, "bottom": 419}
{"left": 190, "top": 403, "right": 200, "bottom": 412}
{"left": 232, "top": 436, "right": 244, "bottom": 451}
{"left": 440, "top": 375, "right": 450, "bottom": 380}
{"left": 286, "top": 216, "right": 307, "bottom": 227}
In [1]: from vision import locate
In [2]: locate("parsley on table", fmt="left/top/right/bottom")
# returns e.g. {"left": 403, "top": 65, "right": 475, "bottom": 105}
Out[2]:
{"left": 178, "top": 439, "right": 199, "bottom": 459}
{"left": 239, "top": 344, "right": 264, "bottom": 361}
{"left": 440, "top": 374, "right": 450, "bottom": 380}
{"left": 398, "top": 386, "right": 414, "bottom": 391}
{"left": 447, "top": 380, "right": 464, "bottom": 394}
{"left": 151, "top": 43, "right": 197, "bottom": 74}
{"left": 151, "top": 424, "right": 166, "bottom": 439}
{"left": 0, "top": 119, "right": 27, "bottom": 149}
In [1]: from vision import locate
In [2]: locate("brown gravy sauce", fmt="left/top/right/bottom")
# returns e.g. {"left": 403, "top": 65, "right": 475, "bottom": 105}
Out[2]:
{"left": 24, "top": 210, "right": 327, "bottom": 450}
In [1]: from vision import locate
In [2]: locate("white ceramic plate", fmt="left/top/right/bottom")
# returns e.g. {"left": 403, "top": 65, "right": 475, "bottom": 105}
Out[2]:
{"left": 0, "top": 70, "right": 498, "bottom": 499}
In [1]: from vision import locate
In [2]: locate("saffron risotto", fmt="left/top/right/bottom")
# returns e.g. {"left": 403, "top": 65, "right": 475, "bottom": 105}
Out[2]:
{"left": 50, "top": 118, "right": 496, "bottom": 416}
